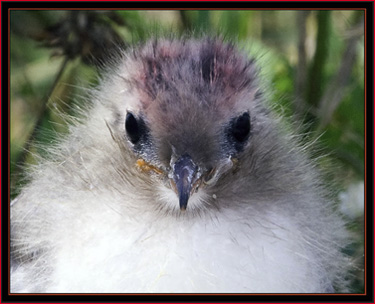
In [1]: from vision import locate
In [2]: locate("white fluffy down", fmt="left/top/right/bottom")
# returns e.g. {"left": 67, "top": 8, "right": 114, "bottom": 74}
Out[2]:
{"left": 12, "top": 187, "right": 331, "bottom": 293}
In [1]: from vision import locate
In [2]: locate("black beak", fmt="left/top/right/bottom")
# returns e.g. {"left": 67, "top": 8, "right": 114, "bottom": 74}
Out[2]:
{"left": 172, "top": 154, "right": 198, "bottom": 211}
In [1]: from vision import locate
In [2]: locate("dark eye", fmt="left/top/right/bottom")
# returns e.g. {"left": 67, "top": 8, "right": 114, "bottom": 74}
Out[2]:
{"left": 230, "top": 112, "right": 251, "bottom": 143}
{"left": 125, "top": 112, "right": 146, "bottom": 144}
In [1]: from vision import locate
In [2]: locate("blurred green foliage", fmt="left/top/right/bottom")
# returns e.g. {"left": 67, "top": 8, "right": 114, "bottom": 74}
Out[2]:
{"left": 10, "top": 10, "right": 365, "bottom": 292}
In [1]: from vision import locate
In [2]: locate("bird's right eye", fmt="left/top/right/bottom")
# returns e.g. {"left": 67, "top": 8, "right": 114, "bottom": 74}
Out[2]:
{"left": 125, "top": 112, "right": 145, "bottom": 144}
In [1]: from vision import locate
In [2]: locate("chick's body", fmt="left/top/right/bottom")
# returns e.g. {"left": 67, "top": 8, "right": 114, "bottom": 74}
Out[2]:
{"left": 11, "top": 37, "right": 349, "bottom": 293}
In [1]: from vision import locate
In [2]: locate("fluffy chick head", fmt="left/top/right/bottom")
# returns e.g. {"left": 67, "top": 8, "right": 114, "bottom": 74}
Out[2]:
{"left": 104, "top": 37, "right": 266, "bottom": 212}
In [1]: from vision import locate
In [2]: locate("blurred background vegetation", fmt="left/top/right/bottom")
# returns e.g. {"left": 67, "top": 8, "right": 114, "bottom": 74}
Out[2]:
{"left": 10, "top": 10, "right": 365, "bottom": 292}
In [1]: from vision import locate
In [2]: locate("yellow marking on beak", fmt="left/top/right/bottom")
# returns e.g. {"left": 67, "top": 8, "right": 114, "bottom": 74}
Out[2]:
{"left": 136, "top": 159, "right": 164, "bottom": 175}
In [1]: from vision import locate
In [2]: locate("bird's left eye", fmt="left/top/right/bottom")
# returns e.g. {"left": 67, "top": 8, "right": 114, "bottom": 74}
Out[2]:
{"left": 230, "top": 112, "right": 251, "bottom": 143}
{"left": 225, "top": 112, "right": 251, "bottom": 154}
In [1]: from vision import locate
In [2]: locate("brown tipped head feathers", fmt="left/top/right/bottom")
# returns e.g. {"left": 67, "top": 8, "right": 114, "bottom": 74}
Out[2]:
{"left": 112, "top": 38, "right": 263, "bottom": 210}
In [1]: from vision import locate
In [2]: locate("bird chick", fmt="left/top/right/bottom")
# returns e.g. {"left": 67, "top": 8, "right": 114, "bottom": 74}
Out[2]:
{"left": 11, "top": 37, "right": 350, "bottom": 293}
